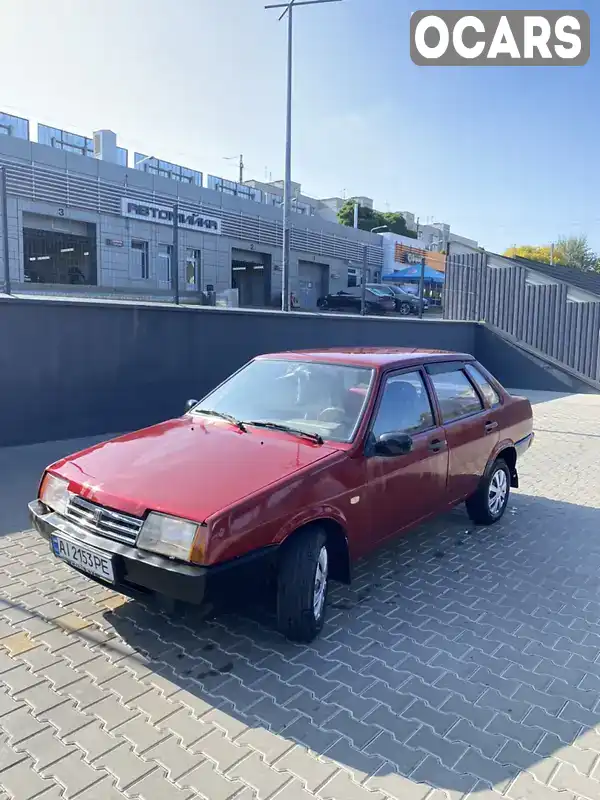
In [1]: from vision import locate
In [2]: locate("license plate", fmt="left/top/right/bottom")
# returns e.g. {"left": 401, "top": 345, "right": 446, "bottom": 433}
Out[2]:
{"left": 51, "top": 535, "right": 115, "bottom": 583}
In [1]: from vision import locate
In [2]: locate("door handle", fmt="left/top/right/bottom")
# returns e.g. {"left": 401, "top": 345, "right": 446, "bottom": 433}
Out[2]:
{"left": 485, "top": 420, "right": 499, "bottom": 433}
{"left": 428, "top": 438, "right": 446, "bottom": 453}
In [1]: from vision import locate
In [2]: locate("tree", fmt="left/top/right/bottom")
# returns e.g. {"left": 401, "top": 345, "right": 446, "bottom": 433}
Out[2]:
{"left": 504, "top": 236, "right": 600, "bottom": 273}
{"left": 337, "top": 201, "right": 417, "bottom": 238}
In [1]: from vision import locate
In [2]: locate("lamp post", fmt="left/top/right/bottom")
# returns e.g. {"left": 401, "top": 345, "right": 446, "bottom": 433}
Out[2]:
{"left": 362, "top": 225, "right": 388, "bottom": 315}
{"left": 0, "top": 166, "right": 10, "bottom": 295}
{"left": 135, "top": 154, "right": 179, "bottom": 304}
{"left": 224, "top": 154, "right": 245, "bottom": 184}
{"left": 265, "top": 0, "right": 344, "bottom": 312}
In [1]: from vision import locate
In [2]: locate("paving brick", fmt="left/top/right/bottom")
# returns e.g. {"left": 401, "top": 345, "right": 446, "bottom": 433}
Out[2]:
{"left": 274, "top": 744, "right": 338, "bottom": 792}
{"left": 15, "top": 727, "right": 74, "bottom": 770}
{"left": 362, "top": 706, "right": 419, "bottom": 745}
{"left": 319, "top": 771, "right": 386, "bottom": 800}
{"left": 455, "top": 748, "right": 516, "bottom": 790}
{"left": 407, "top": 725, "right": 467, "bottom": 769}
{"left": 403, "top": 699, "right": 458, "bottom": 737}
{"left": 0, "top": 706, "right": 49, "bottom": 745}
{"left": 40, "top": 750, "right": 107, "bottom": 795}
{"left": 411, "top": 754, "right": 479, "bottom": 795}
{"left": 365, "top": 732, "right": 425, "bottom": 775}
{"left": 157, "top": 708, "right": 214, "bottom": 748}
{"left": 237, "top": 726, "right": 295, "bottom": 765}
{"left": 127, "top": 769, "right": 195, "bottom": 800}
{"left": 93, "top": 742, "right": 155, "bottom": 790}
{"left": 191, "top": 728, "right": 251, "bottom": 772}
{"left": 144, "top": 735, "right": 201, "bottom": 781}
{"left": 179, "top": 759, "right": 251, "bottom": 800}
{"left": 495, "top": 740, "right": 559, "bottom": 785}
{"left": 0, "top": 757, "right": 55, "bottom": 798}
{"left": 323, "top": 737, "right": 384, "bottom": 783}
{"left": 63, "top": 719, "right": 121, "bottom": 761}
{"left": 282, "top": 716, "right": 340, "bottom": 755}
{"left": 506, "top": 771, "right": 576, "bottom": 800}
{"left": 228, "top": 750, "right": 291, "bottom": 798}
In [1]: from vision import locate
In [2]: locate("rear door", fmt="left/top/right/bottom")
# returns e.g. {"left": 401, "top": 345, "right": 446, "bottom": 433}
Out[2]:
{"left": 425, "top": 362, "right": 500, "bottom": 504}
{"left": 365, "top": 368, "right": 449, "bottom": 545}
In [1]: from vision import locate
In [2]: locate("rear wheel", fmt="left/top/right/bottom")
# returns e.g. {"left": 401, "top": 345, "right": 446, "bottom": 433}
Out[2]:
{"left": 466, "top": 458, "right": 511, "bottom": 525}
{"left": 276, "top": 527, "right": 329, "bottom": 643}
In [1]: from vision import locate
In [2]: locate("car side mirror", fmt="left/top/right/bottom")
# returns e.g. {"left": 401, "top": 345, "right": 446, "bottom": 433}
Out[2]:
{"left": 373, "top": 432, "right": 414, "bottom": 457}
{"left": 184, "top": 399, "right": 199, "bottom": 414}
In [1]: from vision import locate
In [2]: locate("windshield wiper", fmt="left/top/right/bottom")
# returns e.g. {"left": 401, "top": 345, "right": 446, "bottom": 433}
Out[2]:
{"left": 193, "top": 409, "right": 247, "bottom": 432}
{"left": 245, "top": 421, "right": 323, "bottom": 445}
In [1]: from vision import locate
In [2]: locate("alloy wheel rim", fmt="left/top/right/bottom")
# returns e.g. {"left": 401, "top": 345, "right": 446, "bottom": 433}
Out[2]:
{"left": 313, "top": 546, "right": 328, "bottom": 620}
{"left": 488, "top": 468, "right": 508, "bottom": 515}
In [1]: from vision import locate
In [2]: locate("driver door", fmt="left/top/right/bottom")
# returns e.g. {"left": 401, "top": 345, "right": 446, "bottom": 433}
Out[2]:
{"left": 366, "top": 369, "right": 449, "bottom": 546}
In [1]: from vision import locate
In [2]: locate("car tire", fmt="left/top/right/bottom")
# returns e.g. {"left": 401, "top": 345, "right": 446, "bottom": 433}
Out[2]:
{"left": 276, "top": 527, "right": 329, "bottom": 643}
{"left": 398, "top": 302, "right": 412, "bottom": 316}
{"left": 466, "top": 458, "right": 511, "bottom": 525}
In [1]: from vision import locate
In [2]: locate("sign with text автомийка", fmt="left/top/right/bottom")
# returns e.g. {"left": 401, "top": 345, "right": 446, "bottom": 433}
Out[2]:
{"left": 121, "top": 198, "right": 222, "bottom": 234}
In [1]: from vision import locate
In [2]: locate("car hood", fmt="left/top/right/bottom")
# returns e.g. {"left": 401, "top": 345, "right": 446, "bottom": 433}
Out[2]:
{"left": 49, "top": 417, "right": 341, "bottom": 522}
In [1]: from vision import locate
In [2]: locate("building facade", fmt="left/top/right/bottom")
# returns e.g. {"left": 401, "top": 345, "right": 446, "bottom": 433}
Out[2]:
{"left": 0, "top": 113, "right": 384, "bottom": 310}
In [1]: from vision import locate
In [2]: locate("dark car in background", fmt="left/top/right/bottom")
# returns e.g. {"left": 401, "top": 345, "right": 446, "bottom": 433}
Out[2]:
{"left": 317, "top": 288, "right": 395, "bottom": 315}
{"left": 367, "top": 283, "right": 428, "bottom": 316}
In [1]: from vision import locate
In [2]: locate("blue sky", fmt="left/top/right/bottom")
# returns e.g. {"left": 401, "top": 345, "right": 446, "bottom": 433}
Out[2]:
{"left": 1, "top": 0, "right": 597, "bottom": 253}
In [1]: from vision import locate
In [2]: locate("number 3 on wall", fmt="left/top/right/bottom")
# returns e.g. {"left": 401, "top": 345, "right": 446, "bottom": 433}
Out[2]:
{"left": 57, "top": 208, "right": 65, "bottom": 216}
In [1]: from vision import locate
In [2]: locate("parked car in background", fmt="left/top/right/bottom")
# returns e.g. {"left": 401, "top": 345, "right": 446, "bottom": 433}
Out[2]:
{"left": 317, "top": 288, "right": 395, "bottom": 315}
{"left": 30, "top": 348, "right": 534, "bottom": 643}
{"left": 367, "top": 283, "right": 428, "bottom": 316}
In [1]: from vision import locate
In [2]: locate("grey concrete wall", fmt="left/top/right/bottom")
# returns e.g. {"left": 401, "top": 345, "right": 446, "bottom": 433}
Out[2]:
{"left": 0, "top": 298, "right": 477, "bottom": 447}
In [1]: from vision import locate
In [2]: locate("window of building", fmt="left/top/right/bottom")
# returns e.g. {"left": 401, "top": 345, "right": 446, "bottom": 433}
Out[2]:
{"left": 186, "top": 248, "right": 201, "bottom": 288}
{"left": 348, "top": 268, "right": 358, "bottom": 288}
{"left": 131, "top": 240, "right": 149, "bottom": 280}
{"left": 38, "top": 125, "right": 92, "bottom": 157}
{"left": 0, "top": 112, "right": 29, "bottom": 139}
{"left": 157, "top": 244, "right": 173, "bottom": 283}
{"left": 135, "top": 154, "right": 203, "bottom": 187}
{"left": 372, "top": 371, "right": 435, "bottom": 438}
{"left": 429, "top": 367, "right": 484, "bottom": 423}
{"left": 465, "top": 364, "right": 501, "bottom": 408}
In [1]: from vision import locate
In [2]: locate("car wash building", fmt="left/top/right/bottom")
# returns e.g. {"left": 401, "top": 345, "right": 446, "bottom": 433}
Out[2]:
{"left": 0, "top": 112, "right": 384, "bottom": 310}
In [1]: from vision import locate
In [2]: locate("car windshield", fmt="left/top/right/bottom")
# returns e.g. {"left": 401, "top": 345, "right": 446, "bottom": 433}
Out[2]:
{"left": 191, "top": 359, "right": 375, "bottom": 443}
{"left": 368, "top": 288, "right": 388, "bottom": 297}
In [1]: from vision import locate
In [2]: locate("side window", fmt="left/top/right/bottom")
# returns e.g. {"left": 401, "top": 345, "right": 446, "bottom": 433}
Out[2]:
{"left": 372, "top": 371, "right": 435, "bottom": 438}
{"left": 429, "top": 368, "right": 484, "bottom": 423}
{"left": 465, "top": 364, "right": 501, "bottom": 408}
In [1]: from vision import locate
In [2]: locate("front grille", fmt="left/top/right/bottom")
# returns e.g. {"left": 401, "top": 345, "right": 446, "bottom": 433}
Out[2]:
{"left": 64, "top": 495, "right": 143, "bottom": 546}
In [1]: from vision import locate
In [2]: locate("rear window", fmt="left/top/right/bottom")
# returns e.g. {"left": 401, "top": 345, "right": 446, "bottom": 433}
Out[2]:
{"left": 429, "top": 368, "right": 484, "bottom": 423}
{"left": 465, "top": 364, "right": 501, "bottom": 407}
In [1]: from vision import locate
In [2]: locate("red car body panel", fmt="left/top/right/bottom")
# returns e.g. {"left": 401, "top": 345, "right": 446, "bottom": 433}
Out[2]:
{"left": 44, "top": 348, "right": 534, "bottom": 570}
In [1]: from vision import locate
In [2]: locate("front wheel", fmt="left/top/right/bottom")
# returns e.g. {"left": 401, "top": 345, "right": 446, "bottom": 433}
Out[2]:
{"left": 398, "top": 302, "right": 412, "bottom": 316}
{"left": 466, "top": 458, "right": 511, "bottom": 525}
{"left": 276, "top": 528, "right": 329, "bottom": 643}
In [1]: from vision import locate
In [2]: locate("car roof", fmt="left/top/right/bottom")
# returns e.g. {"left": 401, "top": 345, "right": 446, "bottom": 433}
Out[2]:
{"left": 256, "top": 347, "right": 474, "bottom": 369}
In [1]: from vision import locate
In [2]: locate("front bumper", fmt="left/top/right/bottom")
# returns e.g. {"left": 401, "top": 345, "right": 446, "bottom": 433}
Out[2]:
{"left": 29, "top": 500, "right": 276, "bottom": 606}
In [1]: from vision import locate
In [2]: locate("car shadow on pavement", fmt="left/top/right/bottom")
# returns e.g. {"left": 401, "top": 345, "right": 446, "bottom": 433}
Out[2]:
{"left": 97, "top": 491, "right": 600, "bottom": 797}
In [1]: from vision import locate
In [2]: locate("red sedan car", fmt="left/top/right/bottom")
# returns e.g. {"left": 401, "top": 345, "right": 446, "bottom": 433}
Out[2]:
{"left": 30, "top": 348, "right": 534, "bottom": 642}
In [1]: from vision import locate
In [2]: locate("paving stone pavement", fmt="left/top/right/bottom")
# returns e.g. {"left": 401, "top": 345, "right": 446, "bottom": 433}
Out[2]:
{"left": 1, "top": 391, "right": 600, "bottom": 799}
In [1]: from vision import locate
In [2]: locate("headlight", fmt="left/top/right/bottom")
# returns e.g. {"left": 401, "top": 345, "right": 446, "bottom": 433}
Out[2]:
{"left": 39, "top": 473, "right": 70, "bottom": 516}
{"left": 138, "top": 513, "right": 207, "bottom": 562}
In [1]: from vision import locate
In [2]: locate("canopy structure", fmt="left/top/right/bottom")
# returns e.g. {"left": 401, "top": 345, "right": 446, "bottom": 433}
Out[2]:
{"left": 382, "top": 265, "right": 445, "bottom": 283}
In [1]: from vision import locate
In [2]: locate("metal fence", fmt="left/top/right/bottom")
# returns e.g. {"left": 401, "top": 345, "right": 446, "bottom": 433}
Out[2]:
{"left": 444, "top": 253, "right": 600, "bottom": 382}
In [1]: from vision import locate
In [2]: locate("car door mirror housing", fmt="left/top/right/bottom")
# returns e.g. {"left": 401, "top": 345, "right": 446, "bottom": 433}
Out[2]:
{"left": 373, "top": 432, "right": 414, "bottom": 457}
{"left": 184, "top": 399, "right": 199, "bottom": 414}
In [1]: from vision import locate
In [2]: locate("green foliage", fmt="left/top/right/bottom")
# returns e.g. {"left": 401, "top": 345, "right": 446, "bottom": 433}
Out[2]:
{"left": 505, "top": 236, "right": 600, "bottom": 273}
{"left": 337, "top": 201, "right": 418, "bottom": 238}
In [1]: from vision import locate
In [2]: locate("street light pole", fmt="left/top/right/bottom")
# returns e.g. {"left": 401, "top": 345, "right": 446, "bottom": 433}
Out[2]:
{"left": 0, "top": 166, "right": 10, "bottom": 296}
{"left": 362, "top": 225, "right": 388, "bottom": 315}
{"left": 266, "top": 0, "right": 343, "bottom": 312}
